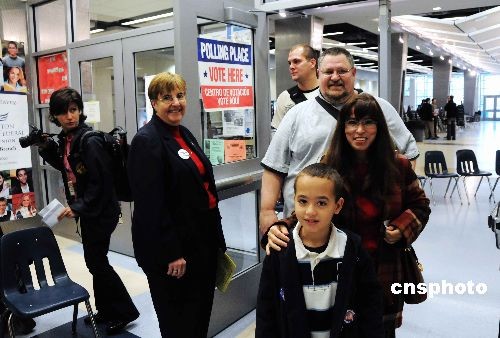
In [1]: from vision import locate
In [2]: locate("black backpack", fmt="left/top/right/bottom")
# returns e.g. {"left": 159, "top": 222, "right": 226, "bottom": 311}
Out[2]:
{"left": 79, "top": 127, "right": 132, "bottom": 202}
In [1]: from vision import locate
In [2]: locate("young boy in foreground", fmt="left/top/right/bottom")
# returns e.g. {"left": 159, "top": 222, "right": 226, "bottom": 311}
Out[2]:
{"left": 256, "top": 163, "right": 383, "bottom": 338}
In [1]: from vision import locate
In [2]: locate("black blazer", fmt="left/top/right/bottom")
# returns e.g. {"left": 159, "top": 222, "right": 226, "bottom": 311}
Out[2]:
{"left": 127, "top": 114, "right": 226, "bottom": 272}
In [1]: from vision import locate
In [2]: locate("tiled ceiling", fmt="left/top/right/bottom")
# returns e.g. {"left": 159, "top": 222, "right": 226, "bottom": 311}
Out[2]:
{"left": 322, "top": 22, "right": 461, "bottom": 74}
{"left": 294, "top": 0, "right": 500, "bottom": 74}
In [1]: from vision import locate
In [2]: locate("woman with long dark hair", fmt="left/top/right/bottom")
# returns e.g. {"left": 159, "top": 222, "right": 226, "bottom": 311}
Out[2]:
{"left": 322, "top": 93, "right": 431, "bottom": 337}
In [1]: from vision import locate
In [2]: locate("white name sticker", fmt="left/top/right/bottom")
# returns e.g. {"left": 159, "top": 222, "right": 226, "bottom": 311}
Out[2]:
{"left": 178, "top": 149, "right": 190, "bottom": 159}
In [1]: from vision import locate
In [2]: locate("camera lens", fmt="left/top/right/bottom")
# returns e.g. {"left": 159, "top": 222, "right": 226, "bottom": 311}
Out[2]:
{"left": 19, "top": 135, "right": 32, "bottom": 148}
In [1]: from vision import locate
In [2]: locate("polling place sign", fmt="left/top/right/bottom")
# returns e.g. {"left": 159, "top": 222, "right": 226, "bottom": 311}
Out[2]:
{"left": 197, "top": 37, "right": 253, "bottom": 111}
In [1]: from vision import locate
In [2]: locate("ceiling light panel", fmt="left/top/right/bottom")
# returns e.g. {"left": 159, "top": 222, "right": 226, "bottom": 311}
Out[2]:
{"left": 323, "top": 32, "right": 343, "bottom": 36}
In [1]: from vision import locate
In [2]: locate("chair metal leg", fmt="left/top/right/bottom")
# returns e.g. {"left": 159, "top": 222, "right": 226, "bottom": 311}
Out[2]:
{"left": 72, "top": 304, "right": 78, "bottom": 334}
{"left": 7, "top": 313, "right": 14, "bottom": 338}
{"left": 490, "top": 177, "right": 499, "bottom": 200}
{"left": 429, "top": 178, "right": 435, "bottom": 205}
{"left": 454, "top": 178, "right": 463, "bottom": 204}
{"left": 450, "top": 178, "right": 457, "bottom": 197}
{"left": 486, "top": 177, "right": 496, "bottom": 203}
{"left": 448, "top": 177, "right": 463, "bottom": 204}
{"left": 474, "top": 176, "right": 484, "bottom": 197}
{"left": 463, "top": 177, "right": 470, "bottom": 204}
{"left": 444, "top": 177, "right": 452, "bottom": 197}
{"left": 85, "top": 300, "right": 101, "bottom": 338}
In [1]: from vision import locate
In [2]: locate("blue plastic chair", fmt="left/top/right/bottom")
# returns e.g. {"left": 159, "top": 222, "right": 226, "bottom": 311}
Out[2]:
{"left": 0, "top": 227, "right": 100, "bottom": 337}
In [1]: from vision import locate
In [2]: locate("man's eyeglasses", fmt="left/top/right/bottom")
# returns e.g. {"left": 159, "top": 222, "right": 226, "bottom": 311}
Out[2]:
{"left": 345, "top": 118, "right": 377, "bottom": 129}
{"left": 320, "top": 67, "right": 353, "bottom": 78}
{"left": 157, "top": 92, "right": 186, "bottom": 103}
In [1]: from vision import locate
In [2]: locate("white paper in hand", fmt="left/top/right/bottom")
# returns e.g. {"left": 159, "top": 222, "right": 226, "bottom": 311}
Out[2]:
{"left": 38, "top": 199, "right": 66, "bottom": 227}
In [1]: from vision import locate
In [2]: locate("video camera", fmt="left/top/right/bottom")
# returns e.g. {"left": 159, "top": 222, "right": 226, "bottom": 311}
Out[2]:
{"left": 19, "top": 125, "right": 54, "bottom": 148}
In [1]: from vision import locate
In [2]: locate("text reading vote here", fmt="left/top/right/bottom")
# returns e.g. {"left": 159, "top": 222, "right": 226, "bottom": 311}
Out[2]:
{"left": 208, "top": 67, "right": 244, "bottom": 82}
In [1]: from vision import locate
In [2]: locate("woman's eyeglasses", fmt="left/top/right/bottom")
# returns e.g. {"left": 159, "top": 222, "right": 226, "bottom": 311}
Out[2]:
{"left": 345, "top": 118, "right": 377, "bottom": 129}
{"left": 157, "top": 92, "right": 186, "bottom": 103}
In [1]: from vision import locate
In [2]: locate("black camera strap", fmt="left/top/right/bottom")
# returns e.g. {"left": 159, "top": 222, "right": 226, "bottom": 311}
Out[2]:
{"left": 315, "top": 96, "right": 340, "bottom": 120}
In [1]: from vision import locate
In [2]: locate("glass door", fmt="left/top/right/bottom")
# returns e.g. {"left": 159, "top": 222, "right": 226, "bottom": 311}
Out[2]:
{"left": 483, "top": 95, "right": 500, "bottom": 121}
{"left": 70, "top": 40, "right": 125, "bottom": 130}
{"left": 122, "top": 30, "right": 176, "bottom": 136}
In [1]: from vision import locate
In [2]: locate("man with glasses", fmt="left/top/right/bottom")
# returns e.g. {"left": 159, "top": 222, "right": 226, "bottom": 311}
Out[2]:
{"left": 260, "top": 47, "right": 419, "bottom": 234}
{"left": 272, "top": 44, "right": 363, "bottom": 130}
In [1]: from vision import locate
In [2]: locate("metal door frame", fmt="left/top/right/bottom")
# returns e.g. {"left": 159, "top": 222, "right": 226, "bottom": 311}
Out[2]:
{"left": 173, "top": 0, "right": 269, "bottom": 335}
{"left": 483, "top": 95, "right": 500, "bottom": 121}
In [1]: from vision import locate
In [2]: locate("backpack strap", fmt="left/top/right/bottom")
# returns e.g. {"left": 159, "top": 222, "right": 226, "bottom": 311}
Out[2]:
{"left": 315, "top": 96, "right": 340, "bottom": 120}
{"left": 79, "top": 130, "right": 106, "bottom": 154}
{"left": 287, "top": 85, "right": 308, "bottom": 104}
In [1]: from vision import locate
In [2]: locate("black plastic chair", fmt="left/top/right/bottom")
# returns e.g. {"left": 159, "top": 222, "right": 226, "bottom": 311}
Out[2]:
{"left": 491, "top": 150, "right": 500, "bottom": 200}
{"left": 0, "top": 227, "right": 100, "bottom": 337}
{"left": 424, "top": 151, "right": 462, "bottom": 204}
{"left": 456, "top": 149, "right": 494, "bottom": 204}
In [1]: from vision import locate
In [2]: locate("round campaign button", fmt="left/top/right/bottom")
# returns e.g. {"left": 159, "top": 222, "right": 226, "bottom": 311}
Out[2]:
{"left": 178, "top": 149, "right": 190, "bottom": 159}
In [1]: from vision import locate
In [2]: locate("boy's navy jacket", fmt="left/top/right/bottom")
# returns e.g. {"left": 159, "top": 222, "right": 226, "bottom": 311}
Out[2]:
{"left": 256, "top": 229, "right": 384, "bottom": 338}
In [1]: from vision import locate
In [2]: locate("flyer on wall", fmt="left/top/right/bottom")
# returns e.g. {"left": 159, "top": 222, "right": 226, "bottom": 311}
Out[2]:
{"left": 37, "top": 51, "right": 69, "bottom": 104}
{"left": 197, "top": 36, "right": 255, "bottom": 165}
{"left": 0, "top": 96, "right": 36, "bottom": 220}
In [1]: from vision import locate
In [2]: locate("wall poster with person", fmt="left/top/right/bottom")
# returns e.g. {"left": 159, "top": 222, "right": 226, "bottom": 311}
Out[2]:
{"left": 1, "top": 40, "right": 28, "bottom": 94}
{"left": 0, "top": 39, "right": 35, "bottom": 221}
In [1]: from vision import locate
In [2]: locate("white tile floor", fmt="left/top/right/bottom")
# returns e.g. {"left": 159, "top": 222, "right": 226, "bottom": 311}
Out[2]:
{"left": 13, "top": 121, "right": 500, "bottom": 337}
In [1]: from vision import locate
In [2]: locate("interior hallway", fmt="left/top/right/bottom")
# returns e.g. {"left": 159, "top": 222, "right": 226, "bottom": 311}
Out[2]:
{"left": 13, "top": 120, "right": 500, "bottom": 338}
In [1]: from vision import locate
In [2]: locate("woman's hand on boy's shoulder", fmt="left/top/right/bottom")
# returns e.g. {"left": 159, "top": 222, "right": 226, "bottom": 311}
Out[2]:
{"left": 266, "top": 225, "right": 290, "bottom": 255}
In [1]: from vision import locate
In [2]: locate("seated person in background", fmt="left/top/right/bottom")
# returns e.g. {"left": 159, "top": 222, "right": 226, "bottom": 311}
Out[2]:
{"left": 256, "top": 163, "right": 383, "bottom": 338}
{"left": 14, "top": 194, "right": 37, "bottom": 219}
